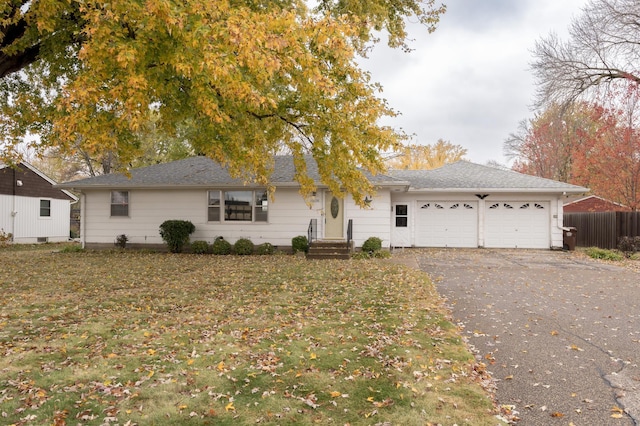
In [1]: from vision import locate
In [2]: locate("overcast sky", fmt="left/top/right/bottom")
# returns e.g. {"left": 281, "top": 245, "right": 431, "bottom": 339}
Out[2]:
{"left": 361, "top": 0, "right": 589, "bottom": 166}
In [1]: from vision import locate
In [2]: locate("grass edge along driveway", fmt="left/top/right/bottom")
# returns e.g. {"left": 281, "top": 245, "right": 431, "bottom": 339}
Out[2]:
{"left": 0, "top": 248, "right": 505, "bottom": 425}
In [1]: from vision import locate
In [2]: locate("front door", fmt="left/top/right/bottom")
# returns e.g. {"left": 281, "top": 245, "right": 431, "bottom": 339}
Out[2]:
{"left": 324, "top": 192, "right": 344, "bottom": 239}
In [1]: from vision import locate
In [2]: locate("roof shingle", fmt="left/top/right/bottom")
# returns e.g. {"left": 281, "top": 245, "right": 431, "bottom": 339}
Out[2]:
{"left": 389, "top": 161, "right": 588, "bottom": 193}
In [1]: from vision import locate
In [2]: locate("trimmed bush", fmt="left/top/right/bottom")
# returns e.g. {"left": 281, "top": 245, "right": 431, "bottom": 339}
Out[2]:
{"left": 292, "top": 235, "right": 308, "bottom": 254}
{"left": 256, "top": 242, "right": 275, "bottom": 255}
{"left": 361, "top": 237, "right": 383, "bottom": 253}
{"left": 234, "top": 238, "right": 254, "bottom": 255}
{"left": 212, "top": 237, "right": 232, "bottom": 255}
{"left": 159, "top": 220, "right": 195, "bottom": 253}
{"left": 618, "top": 236, "right": 640, "bottom": 257}
{"left": 191, "top": 240, "right": 210, "bottom": 254}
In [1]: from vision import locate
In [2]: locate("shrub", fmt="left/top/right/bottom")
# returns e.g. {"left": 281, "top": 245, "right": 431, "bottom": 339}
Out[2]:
{"left": 60, "top": 244, "right": 84, "bottom": 253}
{"left": 159, "top": 220, "right": 195, "bottom": 253}
{"left": 585, "top": 247, "right": 624, "bottom": 261}
{"left": 191, "top": 240, "right": 210, "bottom": 254}
{"left": 618, "top": 236, "right": 640, "bottom": 257}
{"left": 212, "top": 237, "right": 232, "bottom": 255}
{"left": 256, "top": 242, "right": 275, "bottom": 255}
{"left": 115, "top": 234, "right": 128, "bottom": 249}
{"left": 291, "top": 235, "right": 308, "bottom": 254}
{"left": 234, "top": 238, "right": 254, "bottom": 255}
{"left": 361, "top": 237, "right": 383, "bottom": 253}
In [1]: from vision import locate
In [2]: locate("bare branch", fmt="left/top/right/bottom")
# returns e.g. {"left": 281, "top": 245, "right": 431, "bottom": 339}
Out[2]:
{"left": 532, "top": 0, "right": 640, "bottom": 107}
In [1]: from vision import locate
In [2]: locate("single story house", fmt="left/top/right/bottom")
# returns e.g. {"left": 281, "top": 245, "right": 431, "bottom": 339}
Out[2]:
{"left": 563, "top": 195, "right": 631, "bottom": 213}
{"left": 1, "top": 161, "right": 78, "bottom": 243}
{"left": 56, "top": 156, "right": 587, "bottom": 250}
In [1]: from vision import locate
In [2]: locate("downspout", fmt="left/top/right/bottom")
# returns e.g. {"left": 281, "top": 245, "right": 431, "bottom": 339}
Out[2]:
{"left": 10, "top": 167, "right": 16, "bottom": 241}
{"left": 80, "top": 191, "right": 86, "bottom": 248}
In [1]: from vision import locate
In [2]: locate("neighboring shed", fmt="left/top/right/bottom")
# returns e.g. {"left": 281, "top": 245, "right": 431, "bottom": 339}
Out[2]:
{"left": 0, "top": 161, "right": 78, "bottom": 243}
{"left": 563, "top": 195, "right": 631, "bottom": 213}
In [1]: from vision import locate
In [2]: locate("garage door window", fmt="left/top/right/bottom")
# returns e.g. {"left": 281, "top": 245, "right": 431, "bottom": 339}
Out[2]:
{"left": 395, "top": 205, "right": 408, "bottom": 227}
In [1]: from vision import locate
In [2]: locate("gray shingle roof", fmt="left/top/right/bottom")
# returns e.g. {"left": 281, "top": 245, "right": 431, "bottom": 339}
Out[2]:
{"left": 389, "top": 161, "right": 588, "bottom": 193}
{"left": 57, "top": 155, "right": 406, "bottom": 189}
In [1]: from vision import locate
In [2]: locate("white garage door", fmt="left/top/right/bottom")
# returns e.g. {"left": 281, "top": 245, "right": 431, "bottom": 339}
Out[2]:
{"left": 484, "top": 202, "right": 550, "bottom": 248}
{"left": 416, "top": 201, "right": 478, "bottom": 247}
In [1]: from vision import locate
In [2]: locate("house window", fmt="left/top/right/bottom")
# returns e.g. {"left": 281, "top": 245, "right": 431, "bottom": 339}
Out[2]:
{"left": 207, "top": 190, "right": 268, "bottom": 222}
{"left": 254, "top": 190, "right": 268, "bottom": 222}
{"left": 395, "top": 204, "right": 408, "bottom": 227}
{"left": 111, "top": 191, "right": 129, "bottom": 217}
{"left": 208, "top": 191, "right": 221, "bottom": 221}
{"left": 39, "top": 199, "right": 51, "bottom": 217}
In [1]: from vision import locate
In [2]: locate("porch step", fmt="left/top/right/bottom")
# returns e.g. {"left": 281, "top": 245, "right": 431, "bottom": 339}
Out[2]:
{"left": 307, "top": 240, "right": 352, "bottom": 260}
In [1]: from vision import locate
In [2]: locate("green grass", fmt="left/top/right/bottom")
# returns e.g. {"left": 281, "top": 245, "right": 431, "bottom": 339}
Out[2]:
{"left": 584, "top": 246, "right": 625, "bottom": 261}
{"left": 0, "top": 249, "right": 502, "bottom": 425}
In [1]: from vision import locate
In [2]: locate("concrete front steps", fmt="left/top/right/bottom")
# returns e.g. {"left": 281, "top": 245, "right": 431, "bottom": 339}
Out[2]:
{"left": 307, "top": 240, "right": 352, "bottom": 260}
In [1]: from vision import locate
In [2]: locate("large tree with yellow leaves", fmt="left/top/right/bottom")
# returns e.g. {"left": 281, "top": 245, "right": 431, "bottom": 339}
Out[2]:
{"left": 0, "top": 0, "right": 445, "bottom": 203}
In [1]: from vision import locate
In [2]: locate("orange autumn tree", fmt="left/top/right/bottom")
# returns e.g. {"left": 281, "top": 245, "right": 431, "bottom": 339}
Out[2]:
{"left": 571, "top": 86, "right": 640, "bottom": 211}
{"left": 0, "top": 0, "right": 445, "bottom": 204}
{"left": 506, "top": 92, "right": 640, "bottom": 211}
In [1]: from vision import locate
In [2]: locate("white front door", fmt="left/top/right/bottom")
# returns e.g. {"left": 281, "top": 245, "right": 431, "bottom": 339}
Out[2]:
{"left": 391, "top": 203, "right": 411, "bottom": 247}
{"left": 325, "top": 192, "right": 344, "bottom": 239}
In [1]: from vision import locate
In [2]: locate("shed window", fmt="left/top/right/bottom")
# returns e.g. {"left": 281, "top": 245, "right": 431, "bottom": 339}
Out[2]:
{"left": 111, "top": 191, "right": 129, "bottom": 217}
{"left": 39, "top": 199, "right": 51, "bottom": 217}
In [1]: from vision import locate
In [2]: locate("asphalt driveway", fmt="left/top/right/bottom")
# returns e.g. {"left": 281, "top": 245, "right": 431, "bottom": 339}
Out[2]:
{"left": 398, "top": 248, "right": 640, "bottom": 425}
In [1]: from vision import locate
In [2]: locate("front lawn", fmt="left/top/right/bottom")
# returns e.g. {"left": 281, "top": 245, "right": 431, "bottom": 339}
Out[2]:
{"left": 0, "top": 247, "right": 501, "bottom": 425}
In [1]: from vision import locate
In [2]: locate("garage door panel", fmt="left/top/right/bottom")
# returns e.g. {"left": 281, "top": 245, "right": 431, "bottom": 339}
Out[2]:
{"left": 485, "top": 202, "right": 549, "bottom": 248}
{"left": 416, "top": 201, "right": 478, "bottom": 247}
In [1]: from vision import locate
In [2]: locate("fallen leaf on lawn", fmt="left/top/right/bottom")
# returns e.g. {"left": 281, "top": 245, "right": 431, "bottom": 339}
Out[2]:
{"left": 225, "top": 402, "right": 235, "bottom": 412}
{"left": 329, "top": 391, "right": 341, "bottom": 398}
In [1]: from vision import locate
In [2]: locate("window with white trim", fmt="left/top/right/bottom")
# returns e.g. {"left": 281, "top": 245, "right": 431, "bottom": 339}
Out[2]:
{"left": 39, "top": 199, "right": 51, "bottom": 217}
{"left": 111, "top": 191, "right": 129, "bottom": 217}
{"left": 395, "top": 204, "right": 408, "bottom": 227}
{"left": 208, "top": 190, "right": 268, "bottom": 222}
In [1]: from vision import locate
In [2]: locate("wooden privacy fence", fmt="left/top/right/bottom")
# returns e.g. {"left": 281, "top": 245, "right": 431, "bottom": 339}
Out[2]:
{"left": 564, "top": 212, "right": 640, "bottom": 249}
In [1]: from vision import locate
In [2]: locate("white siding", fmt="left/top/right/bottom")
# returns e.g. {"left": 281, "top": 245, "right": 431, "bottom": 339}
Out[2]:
{"left": 344, "top": 189, "right": 392, "bottom": 248}
{"left": 83, "top": 188, "right": 393, "bottom": 248}
{"left": 0, "top": 194, "right": 71, "bottom": 243}
{"left": 0, "top": 194, "right": 12, "bottom": 236}
{"left": 389, "top": 192, "right": 565, "bottom": 249}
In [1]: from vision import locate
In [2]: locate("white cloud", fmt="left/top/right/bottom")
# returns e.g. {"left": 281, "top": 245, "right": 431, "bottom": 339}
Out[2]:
{"left": 361, "top": 0, "right": 588, "bottom": 165}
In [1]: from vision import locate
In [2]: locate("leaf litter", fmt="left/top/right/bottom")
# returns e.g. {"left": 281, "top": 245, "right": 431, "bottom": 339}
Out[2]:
{"left": 0, "top": 248, "right": 504, "bottom": 425}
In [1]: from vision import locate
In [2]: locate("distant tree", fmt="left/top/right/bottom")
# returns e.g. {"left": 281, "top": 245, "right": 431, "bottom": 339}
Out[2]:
{"left": 507, "top": 94, "right": 640, "bottom": 210}
{"left": 572, "top": 86, "right": 640, "bottom": 210}
{"left": 0, "top": 0, "right": 446, "bottom": 205}
{"left": 505, "top": 102, "right": 598, "bottom": 182}
{"left": 532, "top": 0, "right": 640, "bottom": 107}
{"left": 386, "top": 140, "right": 467, "bottom": 170}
